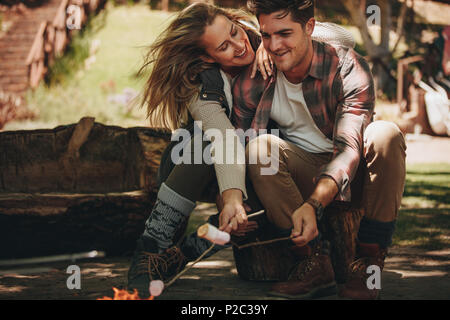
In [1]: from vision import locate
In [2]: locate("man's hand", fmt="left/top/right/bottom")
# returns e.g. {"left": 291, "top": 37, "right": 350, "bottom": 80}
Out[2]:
{"left": 218, "top": 189, "right": 248, "bottom": 234}
{"left": 290, "top": 202, "right": 319, "bottom": 247}
{"left": 290, "top": 177, "right": 339, "bottom": 246}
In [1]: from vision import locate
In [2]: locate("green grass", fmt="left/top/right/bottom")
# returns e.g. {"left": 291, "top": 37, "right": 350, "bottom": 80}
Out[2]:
{"left": 394, "top": 163, "right": 450, "bottom": 249}
{"left": 21, "top": 3, "right": 175, "bottom": 129}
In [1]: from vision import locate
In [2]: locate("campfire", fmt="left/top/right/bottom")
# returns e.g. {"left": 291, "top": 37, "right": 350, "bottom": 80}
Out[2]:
{"left": 98, "top": 287, "right": 154, "bottom": 300}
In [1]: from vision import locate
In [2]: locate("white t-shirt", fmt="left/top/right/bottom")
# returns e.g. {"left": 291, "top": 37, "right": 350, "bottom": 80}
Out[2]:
{"left": 270, "top": 70, "right": 334, "bottom": 153}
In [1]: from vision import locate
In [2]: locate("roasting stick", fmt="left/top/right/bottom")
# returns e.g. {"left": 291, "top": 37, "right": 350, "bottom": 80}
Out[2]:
{"left": 228, "top": 209, "right": 293, "bottom": 249}
{"left": 157, "top": 222, "right": 229, "bottom": 293}
{"left": 150, "top": 212, "right": 294, "bottom": 297}
{"left": 0, "top": 250, "right": 105, "bottom": 267}
{"left": 149, "top": 243, "right": 217, "bottom": 296}
{"left": 0, "top": 250, "right": 106, "bottom": 275}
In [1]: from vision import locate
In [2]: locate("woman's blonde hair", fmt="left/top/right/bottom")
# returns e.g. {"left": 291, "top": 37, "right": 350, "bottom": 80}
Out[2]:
{"left": 137, "top": 2, "right": 253, "bottom": 130}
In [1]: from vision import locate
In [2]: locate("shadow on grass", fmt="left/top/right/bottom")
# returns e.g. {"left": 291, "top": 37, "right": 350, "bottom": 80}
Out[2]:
{"left": 395, "top": 208, "right": 450, "bottom": 250}
{"left": 403, "top": 180, "right": 450, "bottom": 205}
{"left": 396, "top": 164, "right": 450, "bottom": 250}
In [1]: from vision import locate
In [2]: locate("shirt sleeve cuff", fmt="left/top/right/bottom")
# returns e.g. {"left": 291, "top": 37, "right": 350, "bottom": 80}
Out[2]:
{"left": 316, "top": 168, "right": 351, "bottom": 202}
{"left": 216, "top": 164, "right": 248, "bottom": 200}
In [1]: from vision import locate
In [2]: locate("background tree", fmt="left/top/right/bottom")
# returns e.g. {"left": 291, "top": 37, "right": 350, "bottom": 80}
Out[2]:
{"left": 340, "top": 0, "right": 412, "bottom": 96}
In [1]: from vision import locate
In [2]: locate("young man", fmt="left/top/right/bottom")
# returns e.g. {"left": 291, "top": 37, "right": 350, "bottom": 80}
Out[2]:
{"left": 232, "top": 0, "right": 406, "bottom": 299}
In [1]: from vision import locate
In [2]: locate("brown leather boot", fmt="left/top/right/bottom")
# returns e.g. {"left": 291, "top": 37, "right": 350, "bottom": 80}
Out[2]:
{"left": 338, "top": 242, "right": 387, "bottom": 300}
{"left": 268, "top": 241, "right": 336, "bottom": 299}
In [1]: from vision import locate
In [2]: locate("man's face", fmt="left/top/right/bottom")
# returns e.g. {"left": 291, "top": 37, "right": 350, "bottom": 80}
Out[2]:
{"left": 259, "top": 11, "right": 314, "bottom": 73}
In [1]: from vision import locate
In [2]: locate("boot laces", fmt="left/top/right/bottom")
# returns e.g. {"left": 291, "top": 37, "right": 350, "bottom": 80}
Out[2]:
{"left": 135, "top": 247, "right": 184, "bottom": 280}
{"left": 349, "top": 257, "right": 371, "bottom": 275}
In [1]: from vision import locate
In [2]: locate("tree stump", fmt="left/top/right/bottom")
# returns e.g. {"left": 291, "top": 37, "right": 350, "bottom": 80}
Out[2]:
{"left": 232, "top": 202, "right": 364, "bottom": 284}
{"left": 231, "top": 213, "right": 298, "bottom": 281}
{"left": 0, "top": 117, "right": 171, "bottom": 259}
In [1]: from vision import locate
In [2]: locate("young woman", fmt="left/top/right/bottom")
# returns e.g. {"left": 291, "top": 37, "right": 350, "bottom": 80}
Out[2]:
{"left": 127, "top": 2, "right": 355, "bottom": 297}
{"left": 127, "top": 3, "right": 265, "bottom": 297}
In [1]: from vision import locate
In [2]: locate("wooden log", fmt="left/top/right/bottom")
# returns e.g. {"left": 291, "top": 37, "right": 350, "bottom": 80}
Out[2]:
{"left": 0, "top": 118, "right": 171, "bottom": 259}
{"left": 0, "top": 191, "right": 157, "bottom": 259}
{"left": 232, "top": 202, "right": 363, "bottom": 284}
{"left": 320, "top": 202, "right": 364, "bottom": 284}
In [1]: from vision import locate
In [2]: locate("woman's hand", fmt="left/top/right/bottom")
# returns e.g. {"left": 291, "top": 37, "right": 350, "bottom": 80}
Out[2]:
{"left": 251, "top": 42, "right": 273, "bottom": 80}
{"left": 219, "top": 189, "right": 248, "bottom": 234}
{"left": 230, "top": 203, "right": 258, "bottom": 237}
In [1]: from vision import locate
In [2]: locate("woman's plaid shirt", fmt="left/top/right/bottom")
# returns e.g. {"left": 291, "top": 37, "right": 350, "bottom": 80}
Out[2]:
{"left": 232, "top": 40, "right": 375, "bottom": 201}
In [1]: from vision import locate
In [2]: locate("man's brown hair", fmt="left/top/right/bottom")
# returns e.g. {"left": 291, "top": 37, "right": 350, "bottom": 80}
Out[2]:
{"left": 247, "top": 0, "right": 314, "bottom": 27}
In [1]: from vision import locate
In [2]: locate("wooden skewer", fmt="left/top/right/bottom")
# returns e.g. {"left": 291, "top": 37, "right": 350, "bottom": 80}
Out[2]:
{"left": 231, "top": 235, "right": 293, "bottom": 250}
{"left": 165, "top": 243, "right": 216, "bottom": 288}
{"left": 164, "top": 210, "right": 292, "bottom": 290}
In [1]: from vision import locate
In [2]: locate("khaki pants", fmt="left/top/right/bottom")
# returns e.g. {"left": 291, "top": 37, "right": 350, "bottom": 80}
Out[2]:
{"left": 246, "top": 121, "right": 407, "bottom": 229}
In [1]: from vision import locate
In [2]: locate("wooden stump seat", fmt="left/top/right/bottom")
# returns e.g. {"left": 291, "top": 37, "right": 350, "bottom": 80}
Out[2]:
{"left": 232, "top": 202, "right": 364, "bottom": 284}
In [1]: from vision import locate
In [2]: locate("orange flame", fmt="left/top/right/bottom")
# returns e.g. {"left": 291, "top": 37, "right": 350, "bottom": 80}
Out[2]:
{"left": 98, "top": 287, "right": 154, "bottom": 300}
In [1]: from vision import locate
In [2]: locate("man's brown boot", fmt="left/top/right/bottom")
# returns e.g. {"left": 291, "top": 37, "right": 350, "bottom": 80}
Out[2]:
{"left": 268, "top": 240, "right": 336, "bottom": 299}
{"left": 338, "top": 242, "right": 387, "bottom": 300}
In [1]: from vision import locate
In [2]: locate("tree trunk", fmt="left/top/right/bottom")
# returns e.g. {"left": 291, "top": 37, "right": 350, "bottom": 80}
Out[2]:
{"left": 0, "top": 117, "right": 171, "bottom": 258}
{"left": 161, "top": 0, "right": 169, "bottom": 11}
{"left": 340, "top": 0, "right": 395, "bottom": 94}
{"left": 233, "top": 202, "right": 364, "bottom": 284}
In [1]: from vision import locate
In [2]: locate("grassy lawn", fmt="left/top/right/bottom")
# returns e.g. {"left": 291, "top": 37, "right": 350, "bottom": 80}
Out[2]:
{"left": 394, "top": 163, "right": 450, "bottom": 250}
{"left": 19, "top": 3, "right": 175, "bottom": 130}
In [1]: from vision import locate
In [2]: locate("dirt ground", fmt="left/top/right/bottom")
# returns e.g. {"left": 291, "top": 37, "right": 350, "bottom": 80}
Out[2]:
{"left": 0, "top": 245, "right": 448, "bottom": 300}
{"left": 0, "top": 136, "right": 449, "bottom": 300}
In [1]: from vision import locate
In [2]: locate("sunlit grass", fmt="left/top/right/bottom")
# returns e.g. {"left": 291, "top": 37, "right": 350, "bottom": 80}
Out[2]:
{"left": 394, "top": 163, "right": 450, "bottom": 249}
{"left": 19, "top": 3, "right": 175, "bottom": 129}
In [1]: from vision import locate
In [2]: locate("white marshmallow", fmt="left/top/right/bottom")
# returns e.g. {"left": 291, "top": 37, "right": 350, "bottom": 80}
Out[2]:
{"left": 149, "top": 280, "right": 164, "bottom": 297}
{"left": 197, "top": 223, "right": 230, "bottom": 245}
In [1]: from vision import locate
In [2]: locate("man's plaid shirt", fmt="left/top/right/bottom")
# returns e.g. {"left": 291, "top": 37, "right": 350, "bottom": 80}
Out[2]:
{"left": 231, "top": 40, "right": 375, "bottom": 201}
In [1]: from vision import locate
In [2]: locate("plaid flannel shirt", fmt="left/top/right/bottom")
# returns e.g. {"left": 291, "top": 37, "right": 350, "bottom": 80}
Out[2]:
{"left": 232, "top": 40, "right": 375, "bottom": 201}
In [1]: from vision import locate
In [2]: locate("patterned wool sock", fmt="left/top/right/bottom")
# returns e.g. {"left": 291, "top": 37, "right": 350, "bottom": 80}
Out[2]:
{"left": 143, "top": 183, "right": 196, "bottom": 252}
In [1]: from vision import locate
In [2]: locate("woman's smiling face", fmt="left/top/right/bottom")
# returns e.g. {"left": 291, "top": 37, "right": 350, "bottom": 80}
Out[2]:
{"left": 200, "top": 15, "right": 255, "bottom": 71}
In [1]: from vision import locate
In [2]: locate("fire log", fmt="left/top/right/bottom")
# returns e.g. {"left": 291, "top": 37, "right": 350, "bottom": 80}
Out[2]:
{"left": 0, "top": 117, "right": 170, "bottom": 259}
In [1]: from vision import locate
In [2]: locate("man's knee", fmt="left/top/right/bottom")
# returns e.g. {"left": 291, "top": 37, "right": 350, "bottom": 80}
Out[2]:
{"left": 365, "top": 121, "right": 406, "bottom": 158}
{"left": 246, "top": 134, "right": 282, "bottom": 178}
{"left": 246, "top": 134, "right": 275, "bottom": 165}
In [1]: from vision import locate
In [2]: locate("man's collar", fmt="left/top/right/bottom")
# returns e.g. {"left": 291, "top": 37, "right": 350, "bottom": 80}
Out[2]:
{"left": 307, "top": 40, "right": 325, "bottom": 80}
{"left": 266, "top": 40, "right": 325, "bottom": 83}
